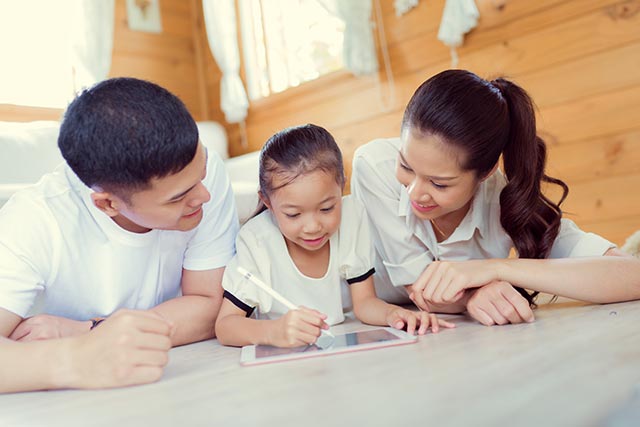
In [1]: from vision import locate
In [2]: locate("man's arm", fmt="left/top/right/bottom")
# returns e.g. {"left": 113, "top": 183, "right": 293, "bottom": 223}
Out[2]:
{"left": 149, "top": 266, "right": 225, "bottom": 346}
{"left": 0, "top": 307, "right": 22, "bottom": 338}
{"left": 0, "top": 310, "right": 172, "bottom": 393}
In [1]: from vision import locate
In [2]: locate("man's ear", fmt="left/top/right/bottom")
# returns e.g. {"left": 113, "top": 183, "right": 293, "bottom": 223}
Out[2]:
{"left": 258, "top": 191, "right": 271, "bottom": 209}
{"left": 91, "top": 191, "right": 122, "bottom": 217}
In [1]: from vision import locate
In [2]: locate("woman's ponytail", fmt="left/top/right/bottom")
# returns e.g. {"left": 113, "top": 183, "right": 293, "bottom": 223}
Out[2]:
{"left": 492, "top": 78, "right": 569, "bottom": 302}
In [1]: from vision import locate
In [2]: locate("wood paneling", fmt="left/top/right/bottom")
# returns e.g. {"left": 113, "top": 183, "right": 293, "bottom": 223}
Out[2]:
{"left": 217, "top": 0, "right": 640, "bottom": 245}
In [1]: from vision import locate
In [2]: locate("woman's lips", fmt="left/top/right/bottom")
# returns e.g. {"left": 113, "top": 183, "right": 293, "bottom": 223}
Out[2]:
{"left": 411, "top": 200, "right": 437, "bottom": 213}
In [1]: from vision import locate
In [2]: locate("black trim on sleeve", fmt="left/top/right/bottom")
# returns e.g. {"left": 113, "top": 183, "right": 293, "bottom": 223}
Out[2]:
{"left": 346, "top": 268, "right": 375, "bottom": 285}
{"left": 223, "top": 290, "right": 255, "bottom": 317}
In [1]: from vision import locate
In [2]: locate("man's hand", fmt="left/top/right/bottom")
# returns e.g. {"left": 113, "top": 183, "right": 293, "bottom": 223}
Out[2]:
{"left": 466, "top": 281, "right": 535, "bottom": 326}
{"left": 61, "top": 309, "right": 173, "bottom": 389}
{"left": 10, "top": 314, "right": 91, "bottom": 341}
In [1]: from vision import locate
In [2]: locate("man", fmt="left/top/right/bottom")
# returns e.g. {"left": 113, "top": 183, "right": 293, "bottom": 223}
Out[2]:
{"left": 0, "top": 78, "right": 239, "bottom": 350}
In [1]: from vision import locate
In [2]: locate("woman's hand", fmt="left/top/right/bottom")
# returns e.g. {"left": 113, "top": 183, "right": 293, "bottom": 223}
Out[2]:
{"left": 466, "top": 281, "right": 534, "bottom": 326}
{"left": 411, "top": 260, "right": 500, "bottom": 306}
{"left": 271, "top": 307, "right": 329, "bottom": 348}
{"left": 386, "top": 306, "right": 455, "bottom": 335}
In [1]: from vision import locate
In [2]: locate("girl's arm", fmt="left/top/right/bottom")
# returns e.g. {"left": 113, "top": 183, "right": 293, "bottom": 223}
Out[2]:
{"left": 214, "top": 299, "right": 328, "bottom": 348}
{"left": 350, "top": 276, "right": 455, "bottom": 335}
{"left": 414, "top": 249, "right": 640, "bottom": 305}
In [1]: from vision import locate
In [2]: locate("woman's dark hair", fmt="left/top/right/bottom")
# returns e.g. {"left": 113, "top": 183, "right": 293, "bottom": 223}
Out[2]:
{"left": 254, "top": 124, "right": 345, "bottom": 216}
{"left": 402, "top": 69, "right": 568, "bottom": 304}
{"left": 58, "top": 77, "right": 199, "bottom": 200}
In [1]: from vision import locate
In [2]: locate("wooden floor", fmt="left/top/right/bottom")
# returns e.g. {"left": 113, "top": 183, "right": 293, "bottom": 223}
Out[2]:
{"left": 1, "top": 300, "right": 639, "bottom": 427}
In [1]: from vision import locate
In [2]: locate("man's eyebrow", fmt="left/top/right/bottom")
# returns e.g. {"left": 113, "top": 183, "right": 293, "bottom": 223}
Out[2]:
{"left": 168, "top": 185, "right": 196, "bottom": 202}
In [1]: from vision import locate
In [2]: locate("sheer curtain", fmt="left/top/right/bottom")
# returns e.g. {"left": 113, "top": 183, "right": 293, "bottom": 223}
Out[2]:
{"left": 70, "top": 0, "right": 115, "bottom": 92}
{"left": 202, "top": 0, "right": 249, "bottom": 124}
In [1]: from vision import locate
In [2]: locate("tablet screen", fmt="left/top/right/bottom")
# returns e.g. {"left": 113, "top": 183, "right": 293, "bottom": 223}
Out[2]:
{"left": 245, "top": 328, "right": 416, "bottom": 365}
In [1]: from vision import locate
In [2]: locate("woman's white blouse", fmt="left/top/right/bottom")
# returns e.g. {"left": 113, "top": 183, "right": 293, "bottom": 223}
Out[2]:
{"left": 351, "top": 137, "right": 615, "bottom": 300}
{"left": 222, "top": 196, "right": 375, "bottom": 325}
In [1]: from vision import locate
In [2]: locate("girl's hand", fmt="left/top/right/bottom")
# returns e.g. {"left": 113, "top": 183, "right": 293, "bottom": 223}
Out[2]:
{"left": 386, "top": 307, "right": 455, "bottom": 335}
{"left": 466, "top": 281, "right": 535, "bottom": 326}
{"left": 272, "top": 307, "right": 329, "bottom": 348}
{"left": 411, "top": 260, "right": 499, "bottom": 307}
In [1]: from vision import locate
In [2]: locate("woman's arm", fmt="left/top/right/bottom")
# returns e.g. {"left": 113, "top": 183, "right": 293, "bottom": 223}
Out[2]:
{"left": 414, "top": 249, "right": 640, "bottom": 305}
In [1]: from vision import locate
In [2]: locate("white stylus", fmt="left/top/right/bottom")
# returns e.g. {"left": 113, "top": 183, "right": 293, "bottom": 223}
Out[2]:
{"left": 237, "top": 267, "right": 335, "bottom": 349}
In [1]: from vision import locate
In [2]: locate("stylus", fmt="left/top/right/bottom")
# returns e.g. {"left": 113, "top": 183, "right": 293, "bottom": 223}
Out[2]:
{"left": 237, "top": 267, "right": 336, "bottom": 348}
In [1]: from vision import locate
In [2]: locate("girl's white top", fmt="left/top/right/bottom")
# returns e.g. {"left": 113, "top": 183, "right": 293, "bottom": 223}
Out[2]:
{"left": 222, "top": 196, "right": 375, "bottom": 325}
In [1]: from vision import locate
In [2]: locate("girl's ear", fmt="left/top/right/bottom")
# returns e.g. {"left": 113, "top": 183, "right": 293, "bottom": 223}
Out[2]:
{"left": 91, "top": 191, "right": 121, "bottom": 217}
{"left": 258, "top": 191, "right": 271, "bottom": 209}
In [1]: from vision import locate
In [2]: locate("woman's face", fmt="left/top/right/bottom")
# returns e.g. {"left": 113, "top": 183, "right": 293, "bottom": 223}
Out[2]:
{"left": 395, "top": 127, "right": 481, "bottom": 223}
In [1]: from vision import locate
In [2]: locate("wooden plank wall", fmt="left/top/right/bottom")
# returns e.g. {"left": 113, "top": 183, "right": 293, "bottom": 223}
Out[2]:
{"left": 210, "top": 0, "right": 640, "bottom": 246}
{"left": 0, "top": 0, "right": 216, "bottom": 123}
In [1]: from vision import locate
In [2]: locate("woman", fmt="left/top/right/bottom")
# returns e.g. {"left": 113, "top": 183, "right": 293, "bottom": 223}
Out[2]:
{"left": 351, "top": 69, "right": 640, "bottom": 326}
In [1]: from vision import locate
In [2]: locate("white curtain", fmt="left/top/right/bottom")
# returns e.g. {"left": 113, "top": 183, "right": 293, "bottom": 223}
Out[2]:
{"left": 202, "top": 0, "right": 249, "bottom": 124}
{"left": 70, "top": 0, "right": 115, "bottom": 91}
{"left": 336, "top": 0, "right": 378, "bottom": 76}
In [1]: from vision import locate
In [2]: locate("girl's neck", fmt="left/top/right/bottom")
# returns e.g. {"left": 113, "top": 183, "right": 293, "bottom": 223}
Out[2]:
{"left": 285, "top": 239, "right": 331, "bottom": 279}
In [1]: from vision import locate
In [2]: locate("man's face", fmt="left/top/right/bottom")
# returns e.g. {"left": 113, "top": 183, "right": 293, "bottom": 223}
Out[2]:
{"left": 110, "top": 143, "right": 211, "bottom": 233}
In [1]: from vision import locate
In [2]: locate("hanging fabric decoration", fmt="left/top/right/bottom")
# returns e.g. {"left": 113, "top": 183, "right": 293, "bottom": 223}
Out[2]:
{"left": 394, "top": 0, "right": 419, "bottom": 17}
{"left": 202, "top": 0, "right": 249, "bottom": 124}
{"left": 336, "top": 0, "right": 378, "bottom": 76}
{"left": 437, "top": 0, "right": 479, "bottom": 67}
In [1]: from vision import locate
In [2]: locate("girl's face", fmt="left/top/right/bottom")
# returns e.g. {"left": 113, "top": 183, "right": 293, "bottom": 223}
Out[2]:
{"left": 265, "top": 169, "right": 342, "bottom": 254}
{"left": 396, "top": 127, "right": 481, "bottom": 223}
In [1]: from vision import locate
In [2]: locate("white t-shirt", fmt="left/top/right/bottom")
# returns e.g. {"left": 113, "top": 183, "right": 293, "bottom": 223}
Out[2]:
{"left": 222, "top": 196, "right": 375, "bottom": 326}
{"left": 351, "top": 137, "right": 615, "bottom": 303}
{"left": 0, "top": 151, "right": 239, "bottom": 320}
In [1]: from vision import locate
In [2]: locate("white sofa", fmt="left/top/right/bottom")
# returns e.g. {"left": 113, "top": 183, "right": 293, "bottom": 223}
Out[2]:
{"left": 0, "top": 120, "right": 260, "bottom": 223}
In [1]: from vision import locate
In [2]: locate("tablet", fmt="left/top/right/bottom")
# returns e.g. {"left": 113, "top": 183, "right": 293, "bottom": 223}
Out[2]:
{"left": 239, "top": 327, "right": 417, "bottom": 366}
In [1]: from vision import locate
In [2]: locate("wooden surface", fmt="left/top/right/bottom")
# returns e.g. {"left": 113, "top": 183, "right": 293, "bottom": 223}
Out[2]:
{"left": 1, "top": 300, "right": 639, "bottom": 427}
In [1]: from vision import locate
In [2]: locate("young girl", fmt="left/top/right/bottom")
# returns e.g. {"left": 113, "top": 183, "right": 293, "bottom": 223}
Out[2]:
{"left": 216, "top": 124, "right": 454, "bottom": 348}
{"left": 351, "top": 69, "right": 640, "bottom": 326}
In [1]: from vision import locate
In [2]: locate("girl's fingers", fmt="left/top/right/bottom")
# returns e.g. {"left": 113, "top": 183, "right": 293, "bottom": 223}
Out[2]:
{"left": 437, "top": 318, "right": 456, "bottom": 328}
{"left": 429, "top": 313, "right": 440, "bottom": 334}
{"left": 417, "top": 311, "right": 430, "bottom": 335}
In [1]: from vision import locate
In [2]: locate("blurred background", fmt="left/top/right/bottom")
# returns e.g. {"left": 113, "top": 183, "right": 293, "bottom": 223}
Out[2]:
{"left": 0, "top": 0, "right": 638, "bottom": 246}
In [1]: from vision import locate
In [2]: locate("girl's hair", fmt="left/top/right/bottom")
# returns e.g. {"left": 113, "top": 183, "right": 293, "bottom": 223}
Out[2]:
{"left": 254, "top": 124, "right": 345, "bottom": 216}
{"left": 402, "top": 69, "right": 568, "bottom": 304}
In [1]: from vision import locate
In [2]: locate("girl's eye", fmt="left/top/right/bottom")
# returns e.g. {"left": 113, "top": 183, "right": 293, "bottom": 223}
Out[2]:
{"left": 284, "top": 213, "right": 300, "bottom": 218}
{"left": 431, "top": 181, "right": 448, "bottom": 189}
{"left": 320, "top": 205, "right": 335, "bottom": 213}
{"left": 399, "top": 162, "right": 413, "bottom": 172}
